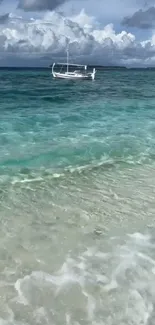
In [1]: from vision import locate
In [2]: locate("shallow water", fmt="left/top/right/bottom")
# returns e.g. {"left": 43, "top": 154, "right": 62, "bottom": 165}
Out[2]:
{"left": 0, "top": 68, "right": 155, "bottom": 325}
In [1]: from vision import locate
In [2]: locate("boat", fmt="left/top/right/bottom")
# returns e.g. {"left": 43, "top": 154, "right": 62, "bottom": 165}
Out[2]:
{"left": 51, "top": 47, "right": 96, "bottom": 80}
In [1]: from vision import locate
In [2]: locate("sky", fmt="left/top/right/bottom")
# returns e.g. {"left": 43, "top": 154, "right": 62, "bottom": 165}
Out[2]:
{"left": 0, "top": 0, "right": 155, "bottom": 66}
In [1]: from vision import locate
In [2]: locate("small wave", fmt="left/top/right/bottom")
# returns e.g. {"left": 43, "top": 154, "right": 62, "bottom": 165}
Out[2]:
{"left": 2, "top": 154, "right": 152, "bottom": 186}
{"left": 41, "top": 95, "right": 68, "bottom": 103}
{"left": 7, "top": 158, "right": 117, "bottom": 185}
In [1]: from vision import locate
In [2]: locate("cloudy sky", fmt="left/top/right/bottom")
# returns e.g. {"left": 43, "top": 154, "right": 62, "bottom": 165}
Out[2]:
{"left": 0, "top": 0, "right": 155, "bottom": 66}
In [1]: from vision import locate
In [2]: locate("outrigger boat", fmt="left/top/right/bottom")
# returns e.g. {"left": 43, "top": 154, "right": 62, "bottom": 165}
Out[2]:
{"left": 52, "top": 47, "right": 96, "bottom": 80}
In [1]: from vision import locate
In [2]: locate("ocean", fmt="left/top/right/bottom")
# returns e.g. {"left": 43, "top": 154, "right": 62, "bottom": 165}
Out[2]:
{"left": 0, "top": 68, "right": 155, "bottom": 325}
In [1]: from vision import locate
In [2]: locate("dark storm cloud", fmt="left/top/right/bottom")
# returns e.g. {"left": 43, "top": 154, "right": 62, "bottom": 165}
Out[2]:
{"left": 0, "top": 13, "right": 9, "bottom": 23}
{"left": 122, "top": 6, "right": 155, "bottom": 29}
{"left": 0, "top": 0, "right": 71, "bottom": 11}
{"left": 17, "top": 0, "right": 72, "bottom": 11}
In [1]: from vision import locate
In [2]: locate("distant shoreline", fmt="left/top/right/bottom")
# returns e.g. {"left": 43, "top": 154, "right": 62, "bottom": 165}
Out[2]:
{"left": 0, "top": 66, "right": 155, "bottom": 70}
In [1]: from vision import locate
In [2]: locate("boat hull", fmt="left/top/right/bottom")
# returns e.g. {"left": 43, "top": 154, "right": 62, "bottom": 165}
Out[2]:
{"left": 52, "top": 72, "right": 93, "bottom": 80}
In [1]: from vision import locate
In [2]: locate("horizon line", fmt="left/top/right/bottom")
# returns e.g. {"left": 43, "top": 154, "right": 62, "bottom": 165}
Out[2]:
{"left": 0, "top": 65, "right": 155, "bottom": 69}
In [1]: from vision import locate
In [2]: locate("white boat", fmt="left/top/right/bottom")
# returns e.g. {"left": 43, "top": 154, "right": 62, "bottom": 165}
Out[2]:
{"left": 52, "top": 47, "right": 96, "bottom": 80}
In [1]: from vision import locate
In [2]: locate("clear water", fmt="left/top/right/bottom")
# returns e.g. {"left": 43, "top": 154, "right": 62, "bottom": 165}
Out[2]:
{"left": 1, "top": 68, "right": 155, "bottom": 325}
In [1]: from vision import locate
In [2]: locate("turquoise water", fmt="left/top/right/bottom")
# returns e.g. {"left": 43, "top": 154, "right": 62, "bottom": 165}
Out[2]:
{"left": 1, "top": 69, "right": 155, "bottom": 181}
{"left": 1, "top": 69, "right": 155, "bottom": 325}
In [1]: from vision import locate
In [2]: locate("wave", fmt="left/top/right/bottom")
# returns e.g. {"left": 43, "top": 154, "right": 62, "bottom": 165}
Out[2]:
{"left": 0, "top": 153, "right": 152, "bottom": 186}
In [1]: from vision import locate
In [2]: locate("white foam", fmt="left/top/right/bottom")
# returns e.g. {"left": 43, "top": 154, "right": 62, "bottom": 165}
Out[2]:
{"left": 126, "top": 289, "right": 153, "bottom": 325}
{"left": 128, "top": 232, "right": 151, "bottom": 244}
{"left": 33, "top": 307, "right": 48, "bottom": 324}
{"left": 12, "top": 232, "right": 155, "bottom": 324}
{"left": 83, "top": 291, "right": 96, "bottom": 321}
{"left": 14, "top": 277, "right": 29, "bottom": 306}
{"left": 11, "top": 177, "right": 43, "bottom": 185}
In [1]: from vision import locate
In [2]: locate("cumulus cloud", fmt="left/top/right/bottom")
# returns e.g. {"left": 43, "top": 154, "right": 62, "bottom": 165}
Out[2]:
{"left": 0, "top": 10, "right": 155, "bottom": 66}
{"left": 122, "top": 6, "right": 155, "bottom": 29}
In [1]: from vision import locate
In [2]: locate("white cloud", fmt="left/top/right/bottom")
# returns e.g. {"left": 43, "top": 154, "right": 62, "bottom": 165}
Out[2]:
{"left": 0, "top": 9, "right": 155, "bottom": 66}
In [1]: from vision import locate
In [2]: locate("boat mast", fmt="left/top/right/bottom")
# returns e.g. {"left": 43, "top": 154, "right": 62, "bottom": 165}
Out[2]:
{"left": 66, "top": 44, "right": 69, "bottom": 73}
